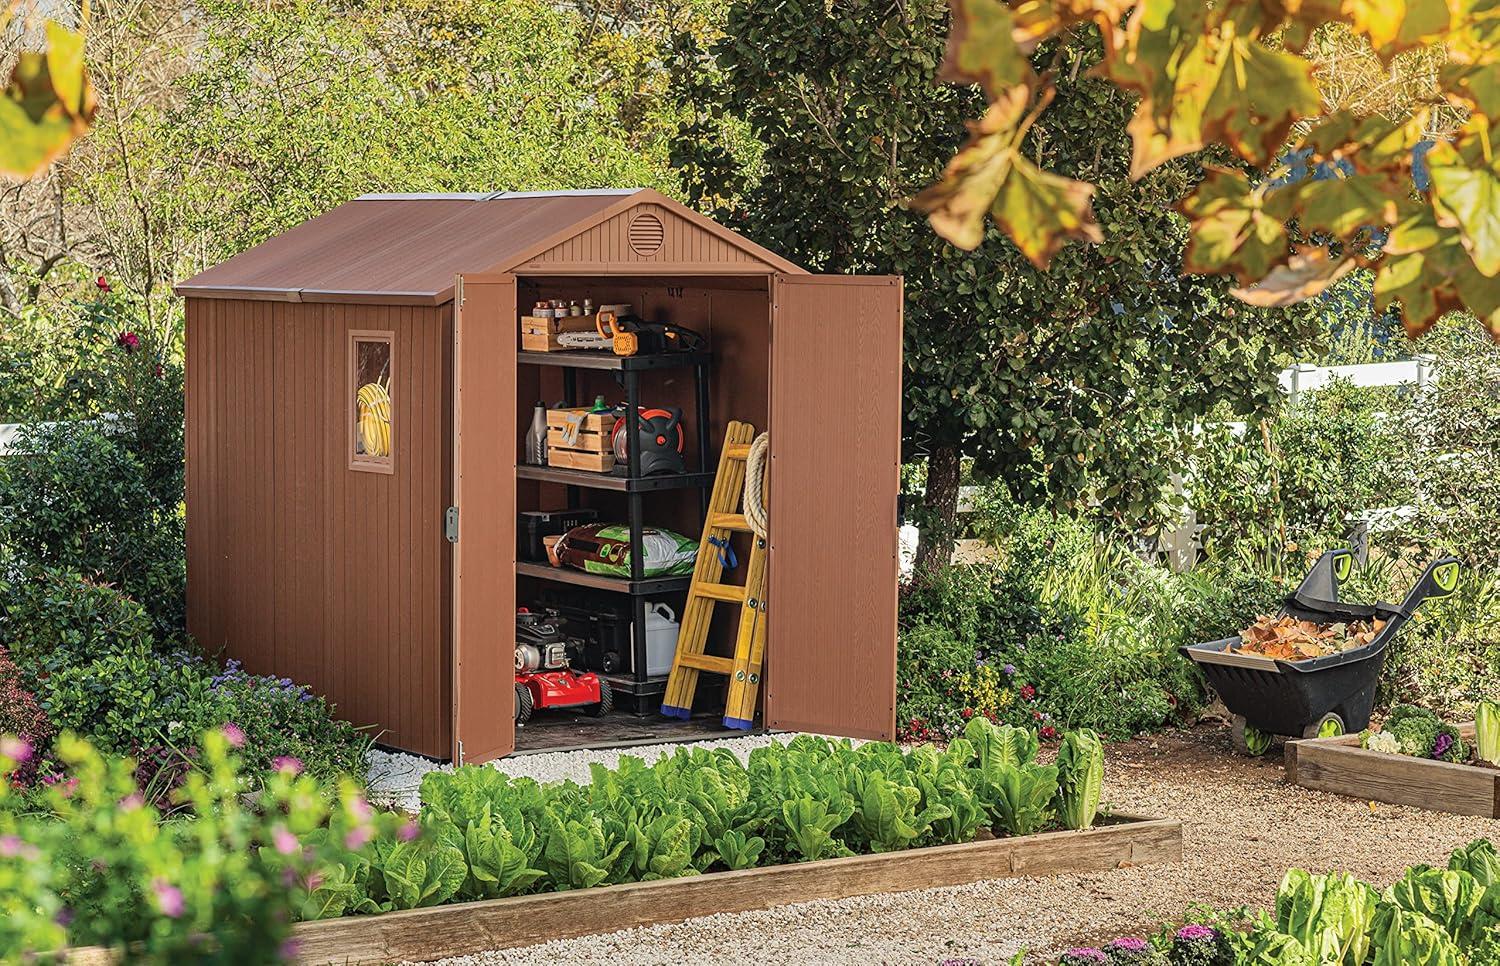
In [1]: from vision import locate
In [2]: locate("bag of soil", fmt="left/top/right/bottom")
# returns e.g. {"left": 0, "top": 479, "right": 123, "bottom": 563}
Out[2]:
{"left": 554, "top": 523, "right": 697, "bottom": 578}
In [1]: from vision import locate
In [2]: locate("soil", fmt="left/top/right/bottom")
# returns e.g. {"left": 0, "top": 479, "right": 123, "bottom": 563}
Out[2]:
{"left": 415, "top": 723, "right": 1500, "bottom": 966}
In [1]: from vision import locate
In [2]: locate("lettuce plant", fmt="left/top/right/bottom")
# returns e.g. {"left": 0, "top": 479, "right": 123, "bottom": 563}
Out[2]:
{"left": 1054, "top": 729, "right": 1105, "bottom": 831}
{"left": 1479, "top": 701, "right": 1500, "bottom": 766}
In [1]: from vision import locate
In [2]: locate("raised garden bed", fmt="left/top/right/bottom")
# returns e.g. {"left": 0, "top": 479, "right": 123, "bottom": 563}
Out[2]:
{"left": 289, "top": 814, "right": 1181, "bottom": 965}
{"left": 1286, "top": 722, "right": 1500, "bottom": 818}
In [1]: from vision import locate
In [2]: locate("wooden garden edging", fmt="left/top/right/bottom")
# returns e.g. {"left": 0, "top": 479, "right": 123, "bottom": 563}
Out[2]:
{"left": 292, "top": 814, "right": 1181, "bottom": 964}
{"left": 1287, "top": 723, "right": 1500, "bottom": 818}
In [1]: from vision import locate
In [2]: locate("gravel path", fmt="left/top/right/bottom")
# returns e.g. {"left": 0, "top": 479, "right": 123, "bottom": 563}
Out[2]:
{"left": 415, "top": 724, "right": 1500, "bottom": 966}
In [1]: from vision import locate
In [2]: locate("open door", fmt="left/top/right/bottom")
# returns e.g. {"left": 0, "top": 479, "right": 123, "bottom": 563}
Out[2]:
{"left": 765, "top": 274, "right": 902, "bottom": 740}
{"left": 451, "top": 273, "right": 517, "bottom": 763}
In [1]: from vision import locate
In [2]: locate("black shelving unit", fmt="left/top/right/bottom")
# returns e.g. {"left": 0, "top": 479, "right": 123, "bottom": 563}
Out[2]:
{"left": 517, "top": 347, "right": 712, "bottom": 710}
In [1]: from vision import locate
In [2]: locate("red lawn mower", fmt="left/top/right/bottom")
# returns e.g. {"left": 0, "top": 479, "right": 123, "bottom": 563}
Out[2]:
{"left": 514, "top": 609, "right": 612, "bottom": 724}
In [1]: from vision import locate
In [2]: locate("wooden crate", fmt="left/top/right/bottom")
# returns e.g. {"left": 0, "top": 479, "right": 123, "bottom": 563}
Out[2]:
{"left": 547, "top": 448, "right": 615, "bottom": 472}
{"left": 519, "top": 314, "right": 597, "bottom": 352}
{"left": 1286, "top": 723, "right": 1500, "bottom": 818}
{"left": 545, "top": 407, "right": 616, "bottom": 472}
{"left": 285, "top": 815, "right": 1181, "bottom": 964}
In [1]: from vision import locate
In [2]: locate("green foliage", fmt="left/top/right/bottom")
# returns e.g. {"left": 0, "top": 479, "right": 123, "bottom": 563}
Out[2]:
{"left": 1479, "top": 702, "right": 1500, "bottom": 766}
{"left": 0, "top": 728, "right": 388, "bottom": 960}
{"left": 1191, "top": 379, "right": 1407, "bottom": 565}
{"left": 0, "top": 565, "right": 156, "bottom": 676}
{"left": 1275, "top": 869, "right": 1378, "bottom": 965}
{"left": 1054, "top": 728, "right": 1105, "bottom": 831}
{"left": 676, "top": 0, "right": 1319, "bottom": 548}
{"left": 897, "top": 509, "right": 1291, "bottom": 743}
{"left": 0, "top": 422, "right": 185, "bottom": 639}
{"left": 38, "top": 645, "right": 215, "bottom": 757}
{"left": 311, "top": 726, "right": 1091, "bottom": 919}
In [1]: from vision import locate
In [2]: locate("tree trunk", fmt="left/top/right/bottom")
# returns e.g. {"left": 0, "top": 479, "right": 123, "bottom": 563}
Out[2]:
{"left": 912, "top": 443, "right": 962, "bottom": 583}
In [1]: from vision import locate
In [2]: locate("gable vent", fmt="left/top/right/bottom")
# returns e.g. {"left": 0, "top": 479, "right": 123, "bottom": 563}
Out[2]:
{"left": 628, "top": 213, "right": 665, "bottom": 257}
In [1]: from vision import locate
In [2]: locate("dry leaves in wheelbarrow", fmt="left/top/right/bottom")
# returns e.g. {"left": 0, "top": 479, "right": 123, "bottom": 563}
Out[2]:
{"left": 1232, "top": 614, "right": 1385, "bottom": 660}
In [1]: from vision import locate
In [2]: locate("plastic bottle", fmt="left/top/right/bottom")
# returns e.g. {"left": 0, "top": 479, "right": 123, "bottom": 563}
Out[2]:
{"left": 590, "top": 394, "right": 608, "bottom": 413}
{"left": 525, "top": 402, "right": 548, "bottom": 465}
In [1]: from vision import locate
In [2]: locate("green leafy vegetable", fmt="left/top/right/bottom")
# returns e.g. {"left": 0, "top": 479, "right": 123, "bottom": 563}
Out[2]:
{"left": 1053, "top": 729, "right": 1104, "bottom": 831}
{"left": 1478, "top": 701, "right": 1500, "bottom": 766}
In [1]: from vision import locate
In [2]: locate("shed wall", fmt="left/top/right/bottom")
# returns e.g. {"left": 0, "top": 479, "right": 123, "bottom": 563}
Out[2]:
{"left": 186, "top": 298, "right": 452, "bottom": 757}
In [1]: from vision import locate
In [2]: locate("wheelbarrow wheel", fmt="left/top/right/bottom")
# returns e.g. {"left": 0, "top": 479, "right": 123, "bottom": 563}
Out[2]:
{"left": 1232, "top": 716, "right": 1275, "bottom": 756}
{"left": 1303, "top": 712, "right": 1345, "bottom": 739}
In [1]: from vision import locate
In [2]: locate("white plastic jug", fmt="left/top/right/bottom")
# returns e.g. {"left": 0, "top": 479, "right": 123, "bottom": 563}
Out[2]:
{"left": 644, "top": 601, "right": 681, "bottom": 678}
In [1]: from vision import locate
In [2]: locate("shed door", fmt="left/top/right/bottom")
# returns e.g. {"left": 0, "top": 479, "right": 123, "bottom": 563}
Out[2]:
{"left": 766, "top": 274, "right": 902, "bottom": 740}
{"left": 451, "top": 273, "right": 517, "bottom": 763}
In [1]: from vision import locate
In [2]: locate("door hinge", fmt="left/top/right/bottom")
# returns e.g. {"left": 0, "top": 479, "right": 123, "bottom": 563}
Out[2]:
{"left": 445, "top": 506, "right": 459, "bottom": 543}
{"left": 456, "top": 739, "right": 464, "bottom": 764}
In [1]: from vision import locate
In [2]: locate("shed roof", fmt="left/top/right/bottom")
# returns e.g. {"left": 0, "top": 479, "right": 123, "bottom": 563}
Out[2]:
{"left": 175, "top": 189, "right": 802, "bottom": 305}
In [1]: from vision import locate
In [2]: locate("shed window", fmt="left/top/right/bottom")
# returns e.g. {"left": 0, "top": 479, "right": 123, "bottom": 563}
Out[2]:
{"left": 350, "top": 331, "right": 393, "bottom": 472}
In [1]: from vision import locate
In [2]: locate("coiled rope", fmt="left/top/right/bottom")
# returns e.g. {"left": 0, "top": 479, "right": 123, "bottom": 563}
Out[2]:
{"left": 744, "top": 432, "right": 770, "bottom": 539}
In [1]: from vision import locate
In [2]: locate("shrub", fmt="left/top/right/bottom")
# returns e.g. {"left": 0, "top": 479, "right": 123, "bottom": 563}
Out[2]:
{"left": 37, "top": 646, "right": 217, "bottom": 758}
{"left": 0, "top": 649, "right": 51, "bottom": 788}
{"left": 1191, "top": 379, "right": 1406, "bottom": 566}
{"left": 35, "top": 649, "right": 369, "bottom": 786}
{"left": 0, "top": 566, "right": 156, "bottom": 677}
{"left": 0, "top": 728, "right": 385, "bottom": 960}
{"left": 0, "top": 424, "right": 185, "bottom": 638}
{"left": 196, "top": 661, "right": 371, "bottom": 785}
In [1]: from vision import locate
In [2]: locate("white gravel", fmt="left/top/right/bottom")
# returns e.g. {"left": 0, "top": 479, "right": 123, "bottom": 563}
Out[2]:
{"left": 367, "top": 732, "right": 795, "bottom": 811}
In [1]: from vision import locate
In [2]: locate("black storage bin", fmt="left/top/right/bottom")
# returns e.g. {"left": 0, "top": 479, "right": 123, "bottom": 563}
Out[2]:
{"left": 518, "top": 508, "right": 599, "bottom": 562}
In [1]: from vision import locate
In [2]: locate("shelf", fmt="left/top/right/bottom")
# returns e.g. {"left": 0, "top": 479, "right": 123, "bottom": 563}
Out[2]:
{"left": 516, "top": 561, "right": 693, "bottom": 596}
{"left": 517, "top": 464, "right": 715, "bottom": 493}
{"left": 517, "top": 349, "right": 712, "bottom": 371}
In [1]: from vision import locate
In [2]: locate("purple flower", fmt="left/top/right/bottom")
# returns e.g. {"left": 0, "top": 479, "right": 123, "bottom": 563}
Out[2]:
{"left": 273, "top": 756, "right": 303, "bottom": 776}
{"left": 1106, "top": 938, "right": 1149, "bottom": 953}
{"left": 151, "top": 877, "right": 185, "bottom": 918}
{"left": 280, "top": 939, "right": 302, "bottom": 959}
{"left": 0, "top": 736, "right": 31, "bottom": 763}
{"left": 55, "top": 907, "right": 73, "bottom": 927}
{"left": 272, "top": 824, "right": 298, "bottom": 856}
{"left": 398, "top": 819, "right": 420, "bottom": 842}
{"left": 221, "top": 723, "right": 245, "bottom": 748}
{"left": 1432, "top": 733, "right": 1454, "bottom": 758}
{"left": 1176, "top": 925, "right": 1217, "bottom": 942}
{"left": 1060, "top": 950, "right": 1109, "bottom": 965}
{"left": 1002, "top": 663, "right": 1016, "bottom": 676}
{"left": 344, "top": 826, "right": 373, "bottom": 850}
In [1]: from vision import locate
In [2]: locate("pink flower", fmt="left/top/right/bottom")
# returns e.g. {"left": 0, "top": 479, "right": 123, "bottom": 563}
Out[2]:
{"left": 116, "top": 330, "right": 140, "bottom": 353}
{"left": 280, "top": 939, "right": 303, "bottom": 959}
{"left": 272, "top": 756, "right": 303, "bottom": 776}
{"left": 398, "top": 819, "right": 419, "bottom": 842}
{"left": 96, "top": 276, "right": 110, "bottom": 292}
{"left": 344, "top": 826, "right": 372, "bottom": 850}
{"left": 349, "top": 796, "right": 372, "bottom": 821}
{"left": 221, "top": 723, "right": 245, "bottom": 748}
{"left": 0, "top": 736, "right": 31, "bottom": 763}
{"left": 119, "top": 793, "right": 144, "bottom": 811}
{"left": 272, "top": 824, "right": 298, "bottom": 856}
{"left": 0, "top": 835, "right": 24, "bottom": 857}
{"left": 151, "top": 877, "right": 185, "bottom": 918}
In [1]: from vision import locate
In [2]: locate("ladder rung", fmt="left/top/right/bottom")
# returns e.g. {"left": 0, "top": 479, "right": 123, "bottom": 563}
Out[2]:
{"left": 723, "top": 443, "right": 752, "bottom": 460}
{"left": 694, "top": 582, "right": 748, "bottom": 604}
{"left": 708, "top": 512, "right": 752, "bottom": 533}
{"left": 676, "top": 654, "right": 734, "bottom": 674}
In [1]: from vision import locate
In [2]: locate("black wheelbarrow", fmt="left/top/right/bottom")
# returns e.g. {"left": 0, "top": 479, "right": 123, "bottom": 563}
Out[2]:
{"left": 1180, "top": 549, "right": 1461, "bottom": 755}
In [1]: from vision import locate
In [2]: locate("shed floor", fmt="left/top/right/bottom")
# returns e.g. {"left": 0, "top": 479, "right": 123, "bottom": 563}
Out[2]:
{"left": 514, "top": 710, "right": 756, "bottom": 755}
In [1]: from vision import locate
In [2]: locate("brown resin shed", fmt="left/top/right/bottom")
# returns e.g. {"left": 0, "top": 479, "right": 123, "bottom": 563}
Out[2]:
{"left": 176, "top": 189, "right": 902, "bottom": 763}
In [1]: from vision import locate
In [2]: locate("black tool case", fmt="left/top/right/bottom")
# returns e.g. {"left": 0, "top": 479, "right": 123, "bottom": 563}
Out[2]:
{"left": 1180, "top": 549, "right": 1461, "bottom": 749}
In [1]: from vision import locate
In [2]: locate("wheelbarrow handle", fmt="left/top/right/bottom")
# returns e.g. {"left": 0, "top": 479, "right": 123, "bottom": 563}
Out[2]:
{"left": 1397, "top": 557, "right": 1463, "bottom": 617}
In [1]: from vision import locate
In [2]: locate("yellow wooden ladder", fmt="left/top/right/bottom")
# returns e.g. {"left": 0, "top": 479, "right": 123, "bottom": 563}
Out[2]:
{"left": 660, "top": 420, "right": 767, "bottom": 730}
